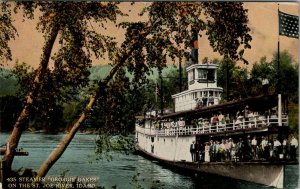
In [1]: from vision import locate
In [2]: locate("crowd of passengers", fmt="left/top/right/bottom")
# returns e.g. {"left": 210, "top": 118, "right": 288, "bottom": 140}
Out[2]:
{"left": 190, "top": 135, "right": 298, "bottom": 162}
{"left": 159, "top": 107, "right": 286, "bottom": 130}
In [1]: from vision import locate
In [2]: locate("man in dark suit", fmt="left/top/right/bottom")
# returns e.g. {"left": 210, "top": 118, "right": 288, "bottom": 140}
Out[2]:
{"left": 190, "top": 141, "right": 196, "bottom": 162}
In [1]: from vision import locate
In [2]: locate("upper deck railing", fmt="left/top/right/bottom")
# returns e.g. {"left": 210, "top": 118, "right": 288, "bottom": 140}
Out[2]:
{"left": 135, "top": 115, "right": 288, "bottom": 137}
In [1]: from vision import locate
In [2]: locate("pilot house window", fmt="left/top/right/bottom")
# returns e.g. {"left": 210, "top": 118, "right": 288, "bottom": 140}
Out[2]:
{"left": 198, "top": 69, "right": 207, "bottom": 79}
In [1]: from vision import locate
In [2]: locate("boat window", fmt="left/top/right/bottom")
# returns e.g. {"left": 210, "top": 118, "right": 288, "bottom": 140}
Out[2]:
{"left": 189, "top": 70, "right": 194, "bottom": 82}
{"left": 193, "top": 92, "right": 197, "bottom": 99}
{"left": 207, "top": 69, "right": 215, "bottom": 81}
{"left": 209, "top": 91, "right": 213, "bottom": 97}
{"left": 198, "top": 69, "right": 207, "bottom": 79}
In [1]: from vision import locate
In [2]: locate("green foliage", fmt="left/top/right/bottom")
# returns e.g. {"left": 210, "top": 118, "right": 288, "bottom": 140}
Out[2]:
{"left": 9, "top": 62, "right": 68, "bottom": 132}
{"left": 94, "top": 134, "right": 135, "bottom": 161}
{"left": 202, "top": 2, "right": 252, "bottom": 64}
{"left": 149, "top": 180, "right": 165, "bottom": 189}
{"left": 89, "top": 65, "right": 113, "bottom": 81}
{"left": 288, "top": 102, "right": 298, "bottom": 135}
{"left": 216, "top": 51, "right": 298, "bottom": 103}
{"left": 86, "top": 68, "right": 144, "bottom": 133}
{"left": 10, "top": 62, "right": 34, "bottom": 99}
{"left": 94, "top": 134, "right": 113, "bottom": 161}
{"left": 130, "top": 172, "right": 143, "bottom": 189}
{"left": 249, "top": 51, "right": 298, "bottom": 101}
{"left": 159, "top": 65, "right": 188, "bottom": 110}
{"left": 119, "top": 2, "right": 252, "bottom": 87}
{"left": 2, "top": 2, "right": 254, "bottom": 134}
{"left": 271, "top": 51, "right": 298, "bottom": 100}
{"left": 110, "top": 135, "right": 135, "bottom": 154}
{"left": 0, "top": 69, "right": 18, "bottom": 96}
{"left": 216, "top": 58, "right": 249, "bottom": 100}
{"left": 0, "top": 2, "right": 17, "bottom": 62}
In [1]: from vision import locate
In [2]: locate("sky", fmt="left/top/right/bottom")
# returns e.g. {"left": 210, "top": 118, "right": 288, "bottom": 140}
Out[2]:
{"left": 1, "top": 2, "right": 299, "bottom": 70}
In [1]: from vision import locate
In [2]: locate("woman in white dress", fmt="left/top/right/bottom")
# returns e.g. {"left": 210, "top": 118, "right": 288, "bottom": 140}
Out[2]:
{"left": 204, "top": 142, "right": 210, "bottom": 162}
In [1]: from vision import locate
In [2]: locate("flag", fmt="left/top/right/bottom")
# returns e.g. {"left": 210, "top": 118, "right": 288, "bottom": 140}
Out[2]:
{"left": 279, "top": 11, "right": 299, "bottom": 38}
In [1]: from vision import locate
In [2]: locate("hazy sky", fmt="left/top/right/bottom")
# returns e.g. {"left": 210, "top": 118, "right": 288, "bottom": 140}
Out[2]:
{"left": 2, "top": 2, "right": 299, "bottom": 70}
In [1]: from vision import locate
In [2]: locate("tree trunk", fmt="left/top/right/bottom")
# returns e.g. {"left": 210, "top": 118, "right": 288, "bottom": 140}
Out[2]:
{"left": 36, "top": 35, "right": 145, "bottom": 177}
{"left": 2, "top": 26, "right": 60, "bottom": 171}
{"left": 37, "top": 95, "right": 97, "bottom": 177}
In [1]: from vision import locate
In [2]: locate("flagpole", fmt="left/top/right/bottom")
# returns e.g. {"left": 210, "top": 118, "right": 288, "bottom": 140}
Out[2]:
{"left": 277, "top": 4, "right": 282, "bottom": 126}
{"left": 277, "top": 4, "right": 281, "bottom": 94}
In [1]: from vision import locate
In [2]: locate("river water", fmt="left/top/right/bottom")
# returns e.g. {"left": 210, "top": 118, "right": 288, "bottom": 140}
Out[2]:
{"left": 0, "top": 132, "right": 299, "bottom": 189}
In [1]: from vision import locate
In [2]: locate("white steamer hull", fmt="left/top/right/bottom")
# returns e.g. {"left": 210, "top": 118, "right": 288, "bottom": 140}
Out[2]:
{"left": 136, "top": 132, "right": 286, "bottom": 188}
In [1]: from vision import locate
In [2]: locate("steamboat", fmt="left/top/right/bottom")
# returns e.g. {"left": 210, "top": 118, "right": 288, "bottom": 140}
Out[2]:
{"left": 135, "top": 57, "right": 298, "bottom": 188}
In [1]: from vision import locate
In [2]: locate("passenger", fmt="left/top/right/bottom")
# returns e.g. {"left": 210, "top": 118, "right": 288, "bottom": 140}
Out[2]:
{"left": 243, "top": 135, "right": 252, "bottom": 161}
{"left": 195, "top": 141, "right": 200, "bottom": 161}
{"left": 213, "top": 140, "right": 217, "bottom": 161}
{"left": 256, "top": 139, "right": 263, "bottom": 160}
{"left": 224, "top": 139, "right": 231, "bottom": 160}
{"left": 229, "top": 138, "right": 235, "bottom": 161}
{"left": 203, "top": 119, "right": 210, "bottom": 133}
{"left": 204, "top": 142, "right": 210, "bottom": 162}
{"left": 248, "top": 111, "right": 254, "bottom": 120}
{"left": 212, "top": 114, "right": 219, "bottom": 126}
{"left": 215, "top": 141, "right": 221, "bottom": 161}
{"left": 251, "top": 136, "right": 258, "bottom": 160}
{"left": 190, "top": 141, "right": 197, "bottom": 162}
{"left": 273, "top": 138, "right": 281, "bottom": 159}
{"left": 218, "top": 113, "right": 224, "bottom": 124}
{"left": 178, "top": 118, "right": 185, "bottom": 127}
{"left": 237, "top": 138, "right": 244, "bottom": 161}
{"left": 244, "top": 105, "right": 250, "bottom": 121}
{"left": 197, "top": 118, "right": 203, "bottom": 128}
{"left": 235, "top": 117, "right": 243, "bottom": 128}
{"left": 198, "top": 142, "right": 204, "bottom": 162}
{"left": 290, "top": 135, "right": 298, "bottom": 160}
{"left": 225, "top": 114, "right": 230, "bottom": 124}
{"left": 220, "top": 139, "right": 226, "bottom": 161}
{"left": 282, "top": 138, "right": 288, "bottom": 159}
{"left": 209, "top": 140, "right": 215, "bottom": 162}
{"left": 261, "top": 136, "right": 269, "bottom": 160}
{"left": 269, "top": 139, "right": 274, "bottom": 159}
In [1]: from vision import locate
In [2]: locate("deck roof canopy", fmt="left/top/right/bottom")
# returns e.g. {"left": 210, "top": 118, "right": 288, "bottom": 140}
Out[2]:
{"left": 161, "top": 95, "right": 279, "bottom": 120}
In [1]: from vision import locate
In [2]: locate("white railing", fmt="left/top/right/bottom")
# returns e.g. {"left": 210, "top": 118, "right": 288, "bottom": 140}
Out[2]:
{"left": 136, "top": 115, "right": 288, "bottom": 137}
